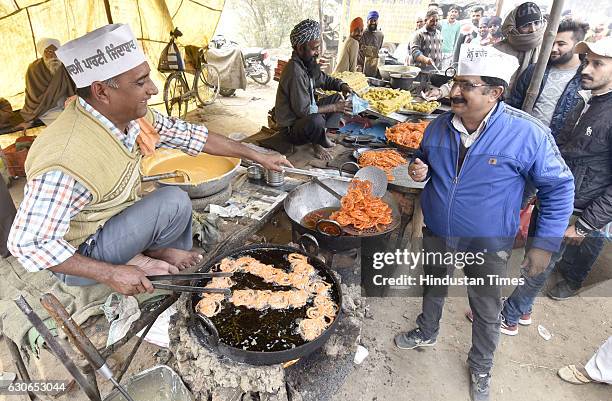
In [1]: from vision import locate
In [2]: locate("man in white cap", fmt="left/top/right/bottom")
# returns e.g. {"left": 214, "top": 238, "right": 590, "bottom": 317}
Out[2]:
{"left": 8, "top": 24, "right": 291, "bottom": 295}
{"left": 20, "top": 38, "right": 76, "bottom": 125}
{"left": 394, "top": 45, "right": 574, "bottom": 401}
{"left": 501, "top": 37, "right": 612, "bottom": 323}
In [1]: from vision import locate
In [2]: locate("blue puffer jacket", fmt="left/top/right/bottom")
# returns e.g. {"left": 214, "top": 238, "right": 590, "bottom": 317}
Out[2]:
{"left": 506, "top": 63, "right": 583, "bottom": 138}
{"left": 416, "top": 102, "right": 575, "bottom": 253}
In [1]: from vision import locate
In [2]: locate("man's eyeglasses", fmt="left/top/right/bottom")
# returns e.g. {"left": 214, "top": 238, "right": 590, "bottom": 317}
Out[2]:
{"left": 451, "top": 81, "right": 495, "bottom": 92}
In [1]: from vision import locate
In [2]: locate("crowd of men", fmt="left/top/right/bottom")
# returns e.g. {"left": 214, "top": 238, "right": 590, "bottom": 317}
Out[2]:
{"left": 313, "top": 3, "right": 612, "bottom": 401}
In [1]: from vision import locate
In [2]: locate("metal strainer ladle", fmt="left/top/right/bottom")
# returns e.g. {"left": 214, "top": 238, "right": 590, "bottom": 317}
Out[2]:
{"left": 352, "top": 165, "right": 388, "bottom": 197}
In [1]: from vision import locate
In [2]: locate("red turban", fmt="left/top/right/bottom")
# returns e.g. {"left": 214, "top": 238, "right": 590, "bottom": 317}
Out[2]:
{"left": 350, "top": 17, "right": 364, "bottom": 33}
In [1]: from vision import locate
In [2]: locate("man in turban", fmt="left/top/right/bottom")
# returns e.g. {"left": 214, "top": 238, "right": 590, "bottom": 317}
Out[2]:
{"left": 20, "top": 38, "right": 76, "bottom": 125}
{"left": 275, "top": 19, "right": 353, "bottom": 160}
{"left": 334, "top": 17, "right": 364, "bottom": 74}
{"left": 358, "top": 10, "right": 385, "bottom": 74}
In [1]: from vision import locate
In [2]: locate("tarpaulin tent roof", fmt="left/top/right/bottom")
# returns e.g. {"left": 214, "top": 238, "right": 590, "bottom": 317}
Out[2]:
{"left": 1, "top": 0, "right": 225, "bottom": 108}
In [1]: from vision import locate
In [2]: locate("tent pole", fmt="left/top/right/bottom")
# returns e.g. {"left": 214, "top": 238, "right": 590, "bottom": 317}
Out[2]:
{"left": 104, "top": 0, "right": 114, "bottom": 24}
{"left": 495, "top": 0, "right": 504, "bottom": 16}
{"left": 521, "top": 0, "right": 565, "bottom": 114}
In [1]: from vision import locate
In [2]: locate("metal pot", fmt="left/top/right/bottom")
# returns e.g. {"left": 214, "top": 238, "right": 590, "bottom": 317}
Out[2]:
{"left": 378, "top": 65, "right": 421, "bottom": 81}
{"left": 283, "top": 179, "right": 401, "bottom": 252}
{"left": 389, "top": 73, "right": 415, "bottom": 90}
{"left": 140, "top": 149, "right": 241, "bottom": 198}
{"left": 188, "top": 244, "right": 343, "bottom": 366}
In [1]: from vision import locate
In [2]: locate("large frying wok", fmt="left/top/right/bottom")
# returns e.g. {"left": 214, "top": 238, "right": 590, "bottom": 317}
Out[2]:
{"left": 284, "top": 179, "right": 401, "bottom": 252}
{"left": 187, "top": 244, "right": 343, "bottom": 366}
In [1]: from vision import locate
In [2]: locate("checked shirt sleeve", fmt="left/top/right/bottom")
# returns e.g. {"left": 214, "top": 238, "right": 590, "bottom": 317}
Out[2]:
{"left": 152, "top": 109, "right": 208, "bottom": 156}
{"left": 7, "top": 171, "right": 92, "bottom": 272}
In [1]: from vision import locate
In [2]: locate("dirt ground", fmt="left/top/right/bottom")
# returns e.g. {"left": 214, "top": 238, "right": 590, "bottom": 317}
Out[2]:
{"left": 2, "top": 80, "right": 611, "bottom": 401}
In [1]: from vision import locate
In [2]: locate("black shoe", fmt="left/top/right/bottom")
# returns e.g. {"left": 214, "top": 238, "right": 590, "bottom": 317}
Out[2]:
{"left": 548, "top": 279, "right": 580, "bottom": 301}
{"left": 469, "top": 372, "right": 491, "bottom": 401}
{"left": 394, "top": 328, "right": 436, "bottom": 350}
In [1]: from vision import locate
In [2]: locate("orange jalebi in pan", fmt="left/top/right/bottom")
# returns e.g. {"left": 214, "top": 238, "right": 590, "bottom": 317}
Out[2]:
{"left": 330, "top": 180, "right": 393, "bottom": 231}
{"left": 358, "top": 149, "right": 407, "bottom": 181}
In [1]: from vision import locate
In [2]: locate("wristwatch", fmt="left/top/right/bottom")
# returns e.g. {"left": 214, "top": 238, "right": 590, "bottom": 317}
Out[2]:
{"left": 574, "top": 221, "right": 589, "bottom": 237}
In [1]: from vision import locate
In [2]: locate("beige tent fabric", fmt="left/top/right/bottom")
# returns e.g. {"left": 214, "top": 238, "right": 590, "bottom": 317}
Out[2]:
{"left": 1, "top": 0, "right": 225, "bottom": 108}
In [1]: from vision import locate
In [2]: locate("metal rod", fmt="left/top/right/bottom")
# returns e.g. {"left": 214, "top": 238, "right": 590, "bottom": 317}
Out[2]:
{"left": 115, "top": 317, "right": 156, "bottom": 384}
{"left": 522, "top": 0, "right": 566, "bottom": 113}
{"left": 4, "top": 336, "right": 37, "bottom": 401}
{"left": 151, "top": 283, "right": 231, "bottom": 294}
{"left": 145, "top": 272, "right": 233, "bottom": 281}
{"left": 39, "top": 294, "right": 136, "bottom": 401}
{"left": 312, "top": 177, "right": 343, "bottom": 200}
{"left": 283, "top": 167, "right": 352, "bottom": 181}
{"left": 13, "top": 296, "right": 102, "bottom": 401}
{"left": 102, "top": 295, "right": 179, "bottom": 359}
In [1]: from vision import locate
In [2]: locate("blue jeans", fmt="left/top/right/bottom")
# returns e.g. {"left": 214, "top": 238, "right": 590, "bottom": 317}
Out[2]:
{"left": 556, "top": 234, "right": 605, "bottom": 288}
{"left": 503, "top": 208, "right": 605, "bottom": 325}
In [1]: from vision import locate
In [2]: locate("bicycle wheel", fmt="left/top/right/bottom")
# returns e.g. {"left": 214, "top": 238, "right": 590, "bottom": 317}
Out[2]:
{"left": 163, "top": 72, "right": 189, "bottom": 119}
{"left": 250, "top": 62, "right": 271, "bottom": 85}
{"left": 195, "top": 64, "right": 220, "bottom": 106}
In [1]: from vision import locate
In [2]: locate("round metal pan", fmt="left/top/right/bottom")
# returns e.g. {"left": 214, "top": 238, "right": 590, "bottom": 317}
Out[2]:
{"left": 284, "top": 179, "right": 401, "bottom": 251}
{"left": 140, "top": 149, "right": 241, "bottom": 198}
{"left": 187, "top": 244, "right": 343, "bottom": 366}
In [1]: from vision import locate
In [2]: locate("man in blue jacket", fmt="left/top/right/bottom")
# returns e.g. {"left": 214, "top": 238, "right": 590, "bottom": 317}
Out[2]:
{"left": 394, "top": 45, "right": 574, "bottom": 401}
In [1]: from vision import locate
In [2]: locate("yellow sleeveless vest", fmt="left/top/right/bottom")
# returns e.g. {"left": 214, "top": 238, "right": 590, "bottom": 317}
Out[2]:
{"left": 25, "top": 100, "right": 155, "bottom": 247}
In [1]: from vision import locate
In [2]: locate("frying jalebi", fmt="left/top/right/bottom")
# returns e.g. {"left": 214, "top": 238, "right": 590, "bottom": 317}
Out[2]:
{"left": 358, "top": 149, "right": 407, "bottom": 181}
{"left": 197, "top": 254, "right": 338, "bottom": 341}
{"left": 385, "top": 120, "right": 429, "bottom": 148}
{"left": 330, "top": 179, "right": 393, "bottom": 231}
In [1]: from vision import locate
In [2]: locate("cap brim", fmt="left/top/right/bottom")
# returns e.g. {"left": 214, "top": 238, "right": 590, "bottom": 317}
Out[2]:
{"left": 574, "top": 41, "right": 591, "bottom": 54}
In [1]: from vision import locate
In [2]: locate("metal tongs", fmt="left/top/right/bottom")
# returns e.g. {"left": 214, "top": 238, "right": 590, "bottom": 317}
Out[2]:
{"left": 147, "top": 272, "right": 233, "bottom": 295}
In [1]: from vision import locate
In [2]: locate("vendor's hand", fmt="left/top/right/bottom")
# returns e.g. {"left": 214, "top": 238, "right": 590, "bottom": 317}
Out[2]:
{"left": 521, "top": 248, "right": 552, "bottom": 277}
{"left": 564, "top": 225, "right": 586, "bottom": 246}
{"left": 104, "top": 265, "right": 154, "bottom": 295}
{"left": 423, "top": 57, "right": 434, "bottom": 66}
{"left": 340, "top": 83, "right": 353, "bottom": 97}
{"left": 334, "top": 100, "right": 352, "bottom": 114}
{"left": 423, "top": 88, "right": 442, "bottom": 100}
{"left": 408, "top": 158, "right": 428, "bottom": 182}
{"left": 256, "top": 152, "right": 293, "bottom": 172}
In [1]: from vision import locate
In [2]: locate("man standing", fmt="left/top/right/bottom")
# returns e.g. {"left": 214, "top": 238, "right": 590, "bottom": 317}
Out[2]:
{"left": 20, "top": 38, "right": 76, "bottom": 126}
{"left": 395, "top": 45, "right": 574, "bottom": 401}
{"left": 358, "top": 10, "right": 384, "bottom": 76}
{"left": 334, "top": 17, "right": 364, "bottom": 73}
{"left": 411, "top": 10, "right": 442, "bottom": 70}
{"left": 493, "top": 2, "right": 545, "bottom": 88}
{"left": 453, "top": 6, "right": 484, "bottom": 62}
{"left": 8, "top": 24, "right": 291, "bottom": 294}
{"left": 440, "top": 5, "right": 460, "bottom": 69}
{"left": 473, "top": 17, "right": 490, "bottom": 46}
{"left": 508, "top": 19, "right": 588, "bottom": 139}
{"left": 275, "top": 19, "right": 352, "bottom": 160}
{"left": 501, "top": 38, "right": 612, "bottom": 328}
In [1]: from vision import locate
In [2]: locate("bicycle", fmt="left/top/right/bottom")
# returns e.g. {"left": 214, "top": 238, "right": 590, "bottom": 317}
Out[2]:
{"left": 161, "top": 28, "right": 221, "bottom": 119}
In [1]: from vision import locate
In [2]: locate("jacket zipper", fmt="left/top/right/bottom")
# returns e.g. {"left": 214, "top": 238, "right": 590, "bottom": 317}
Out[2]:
{"left": 447, "top": 129, "right": 481, "bottom": 239}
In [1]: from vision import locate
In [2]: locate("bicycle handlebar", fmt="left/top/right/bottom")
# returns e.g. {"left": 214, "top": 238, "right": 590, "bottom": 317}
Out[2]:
{"left": 170, "top": 27, "right": 183, "bottom": 39}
